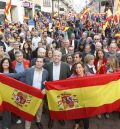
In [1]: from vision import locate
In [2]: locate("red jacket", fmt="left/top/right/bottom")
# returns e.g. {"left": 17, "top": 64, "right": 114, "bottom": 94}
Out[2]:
{"left": 12, "top": 59, "right": 30, "bottom": 70}
{"left": 94, "top": 58, "right": 107, "bottom": 74}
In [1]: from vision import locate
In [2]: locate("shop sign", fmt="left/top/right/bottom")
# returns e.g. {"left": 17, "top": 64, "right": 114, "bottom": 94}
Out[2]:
{"left": 22, "top": 1, "right": 33, "bottom": 8}
{"left": 35, "top": 5, "right": 41, "bottom": 11}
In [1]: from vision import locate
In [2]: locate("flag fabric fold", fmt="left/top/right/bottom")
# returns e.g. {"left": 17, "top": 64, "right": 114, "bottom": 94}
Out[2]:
{"left": 46, "top": 72, "right": 120, "bottom": 120}
{"left": 0, "top": 74, "right": 44, "bottom": 121}
{"left": 106, "top": 9, "right": 112, "bottom": 22}
{"left": 4, "top": 0, "right": 12, "bottom": 22}
{"left": 102, "top": 9, "right": 112, "bottom": 33}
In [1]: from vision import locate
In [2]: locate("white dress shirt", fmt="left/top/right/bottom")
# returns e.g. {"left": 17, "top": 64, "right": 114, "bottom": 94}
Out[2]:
{"left": 46, "top": 37, "right": 54, "bottom": 44}
{"left": 32, "top": 69, "right": 43, "bottom": 89}
{"left": 72, "top": 40, "right": 75, "bottom": 48}
{"left": 32, "top": 36, "right": 41, "bottom": 50}
{"left": 53, "top": 62, "right": 61, "bottom": 81}
{"left": 88, "top": 64, "right": 96, "bottom": 74}
{"left": 65, "top": 48, "right": 68, "bottom": 54}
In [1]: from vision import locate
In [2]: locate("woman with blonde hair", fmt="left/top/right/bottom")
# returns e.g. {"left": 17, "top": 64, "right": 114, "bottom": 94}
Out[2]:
{"left": 84, "top": 54, "right": 96, "bottom": 76}
{"left": 107, "top": 55, "right": 119, "bottom": 73}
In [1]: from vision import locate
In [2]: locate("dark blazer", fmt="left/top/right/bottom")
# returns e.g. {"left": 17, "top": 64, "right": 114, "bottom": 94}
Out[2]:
{"left": 8, "top": 49, "right": 15, "bottom": 61}
{"left": 60, "top": 48, "right": 67, "bottom": 55}
{"left": 56, "top": 40, "right": 62, "bottom": 48}
{"left": 85, "top": 64, "right": 96, "bottom": 74}
{"left": 44, "top": 62, "right": 71, "bottom": 81}
{"left": 60, "top": 48, "right": 68, "bottom": 62}
{"left": 70, "top": 39, "right": 79, "bottom": 52}
{"left": 8, "top": 67, "right": 48, "bottom": 90}
{"left": 31, "top": 48, "right": 38, "bottom": 59}
{"left": 74, "top": 39, "right": 79, "bottom": 52}
{"left": 0, "top": 40, "right": 6, "bottom": 51}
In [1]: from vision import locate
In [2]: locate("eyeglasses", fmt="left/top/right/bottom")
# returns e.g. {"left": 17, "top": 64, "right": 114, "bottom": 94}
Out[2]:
{"left": 74, "top": 56, "right": 79, "bottom": 58}
{"left": 95, "top": 38, "right": 100, "bottom": 40}
{"left": 67, "top": 57, "right": 72, "bottom": 59}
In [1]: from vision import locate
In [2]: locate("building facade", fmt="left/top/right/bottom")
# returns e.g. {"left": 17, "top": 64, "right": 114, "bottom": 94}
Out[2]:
{"left": 0, "top": 0, "right": 74, "bottom": 23}
{"left": 40, "top": 0, "right": 52, "bottom": 13}
{"left": 88, "top": 0, "right": 117, "bottom": 14}
{"left": 52, "top": 0, "right": 74, "bottom": 16}
{"left": 0, "top": 0, "right": 35, "bottom": 23}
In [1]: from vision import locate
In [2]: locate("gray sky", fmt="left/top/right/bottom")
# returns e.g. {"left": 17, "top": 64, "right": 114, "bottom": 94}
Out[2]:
{"left": 73, "top": 0, "right": 89, "bottom": 13}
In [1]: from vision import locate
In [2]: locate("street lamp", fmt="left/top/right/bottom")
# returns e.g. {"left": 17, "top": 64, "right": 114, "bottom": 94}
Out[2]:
{"left": 58, "top": 0, "right": 59, "bottom": 17}
{"left": 86, "top": 0, "right": 87, "bottom": 8}
{"left": 52, "top": 0, "right": 54, "bottom": 17}
{"left": 99, "top": 0, "right": 101, "bottom": 13}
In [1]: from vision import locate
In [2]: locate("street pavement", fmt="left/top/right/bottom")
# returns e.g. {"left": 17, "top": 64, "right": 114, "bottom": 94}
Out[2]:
{"left": 0, "top": 112, "right": 120, "bottom": 129}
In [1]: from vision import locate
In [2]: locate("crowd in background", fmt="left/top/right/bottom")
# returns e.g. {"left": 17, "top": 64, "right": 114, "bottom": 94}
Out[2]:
{"left": 0, "top": 11, "right": 120, "bottom": 129}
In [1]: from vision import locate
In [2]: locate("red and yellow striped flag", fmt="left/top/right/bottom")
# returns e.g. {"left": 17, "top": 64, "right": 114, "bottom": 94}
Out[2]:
{"left": 46, "top": 72, "right": 120, "bottom": 120}
{"left": 106, "top": 9, "right": 112, "bottom": 22}
{"left": 0, "top": 74, "right": 44, "bottom": 121}
{"left": 4, "top": 0, "right": 12, "bottom": 22}
{"left": 115, "top": 32, "right": 120, "bottom": 38}
{"left": 102, "top": 21, "right": 109, "bottom": 31}
{"left": 0, "top": 95, "right": 3, "bottom": 112}
{"left": 80, "top": 8, "right": 90, "bottom": 19}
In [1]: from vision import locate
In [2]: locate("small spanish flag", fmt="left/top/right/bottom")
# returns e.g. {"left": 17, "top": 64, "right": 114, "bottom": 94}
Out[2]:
{"left": 0, "top": 30, "right": 3, "bottom": 35}
{"left": 46, "top": 72, "right": 120, "bottom": 120}
{"left": 0, "top": 74, "right": 44, "bottom": 121}
{"left": 106, "top": 9, "right": 112, "bottom": 22}
{"left": 102, "top": 21, "right": 109, "bottom": 31}
{"left": 0, "top": 95, "right": 3, "bottom": 112}
{"left": 63, "top": 27, "right": 69, "bottom": 32}
{"left": 4, "top": 0, "right": 12, "bottom": 22}
{"left": 115, "top": 32, "right": 120, "bottom": 38}
{"left": 114, "top": 14, "right": 119, "bottom": 23}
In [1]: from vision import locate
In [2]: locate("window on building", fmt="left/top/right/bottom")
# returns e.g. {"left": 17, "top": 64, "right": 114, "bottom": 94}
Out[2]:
{"left": 24, "top": 8, "right": 33, "bottom": 18}
{"left": 43, "top": 0, "right": 51, "bottom": 7}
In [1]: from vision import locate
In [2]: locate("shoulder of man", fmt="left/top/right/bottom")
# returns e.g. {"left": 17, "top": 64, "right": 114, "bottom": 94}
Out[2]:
{"left": 26, "top": 67, "right": 34, "bottom": 72}
{"left": 43, "top": 68, "right": 48, "bottom": 74}
{"left": 44, "top": 62, "right": 53, "bottom": 68}
{"left": 61, "top": 61, "right": 69, "bottom": 67}
{"left": 8, "top": 49, "right": 14, "bottom": 54}
{"left": 116, "top": 52, "right": 120, "bottom": 57}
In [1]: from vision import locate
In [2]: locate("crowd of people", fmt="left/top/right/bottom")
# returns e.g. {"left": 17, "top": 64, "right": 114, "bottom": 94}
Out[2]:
{"left": 0, "top": 11, "right": 120, "bottom": 129}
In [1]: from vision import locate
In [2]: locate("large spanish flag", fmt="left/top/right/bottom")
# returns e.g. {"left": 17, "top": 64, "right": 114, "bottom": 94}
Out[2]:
{"left": 46, "top": 72, "right": 120, "bottom": 120}
{"left": 0, "top": 94, "right": 3, "bottom": 112}
{"left": 0, "top": 74, "right": 44, "bottom": 121}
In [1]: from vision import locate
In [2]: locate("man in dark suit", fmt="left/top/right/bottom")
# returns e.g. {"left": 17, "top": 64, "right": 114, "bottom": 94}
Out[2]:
{"left": 0, "top": 34, "right": 6, "bottom": 51}
{"left": 70, "top": 33, "right": 79, "bottom": 52}
{"left": 60, "top": 39, "right": 70, "bottom": 61}
{"left": 7, "top": 57, "right": 48, "bottom": 129}
{"left": 56, "top": 34, "right": 64, "bottom": 49}
{"left": 44, "top": 50, "right": 71, "bottom": 128}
